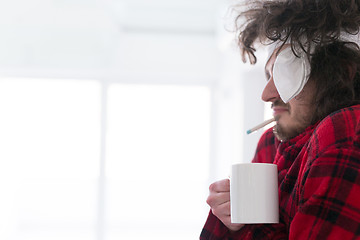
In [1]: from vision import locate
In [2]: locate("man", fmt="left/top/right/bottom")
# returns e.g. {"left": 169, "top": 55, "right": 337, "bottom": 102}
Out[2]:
{"left": 200, "top": 0, "right": 360, "bottom": 239}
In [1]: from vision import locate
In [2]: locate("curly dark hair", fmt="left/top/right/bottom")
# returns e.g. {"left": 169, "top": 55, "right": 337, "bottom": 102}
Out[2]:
{"left": 310, "top": 42, "right": 360, "bottom": 123}
{"left": 234, "top": 0, "right": 360, "bottom": 122}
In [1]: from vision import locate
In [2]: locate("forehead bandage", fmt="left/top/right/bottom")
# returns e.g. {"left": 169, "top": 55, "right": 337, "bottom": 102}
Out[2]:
{"left": 267, "top": 32, "right": 360, "bottom": 103}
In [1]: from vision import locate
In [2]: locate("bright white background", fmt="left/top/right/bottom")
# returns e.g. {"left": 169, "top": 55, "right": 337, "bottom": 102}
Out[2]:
{"left": 0, "top": 0, "right": 269, "bottom": 239}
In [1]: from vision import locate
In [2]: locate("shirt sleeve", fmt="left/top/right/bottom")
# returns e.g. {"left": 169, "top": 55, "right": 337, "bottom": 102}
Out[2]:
{"left": 289, "top": 144, "right": 360, "bottom": 239}
{"left": 200, "top": 211, "right": 231, "bottom": 240}
{"left": 200, "top": 211, "right": 288, "bottom": 240}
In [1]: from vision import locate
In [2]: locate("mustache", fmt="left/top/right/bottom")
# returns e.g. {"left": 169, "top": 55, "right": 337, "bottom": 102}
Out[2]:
{"left": 271, "top": 100, "right": 288, "bottom": 109}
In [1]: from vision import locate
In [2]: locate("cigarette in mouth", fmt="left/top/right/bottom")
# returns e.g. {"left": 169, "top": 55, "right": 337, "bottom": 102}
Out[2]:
{"left": 246, "top": 117, "right": 275, "bottom": 135}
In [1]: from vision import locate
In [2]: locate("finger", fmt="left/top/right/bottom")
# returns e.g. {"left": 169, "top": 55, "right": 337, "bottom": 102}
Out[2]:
{"left": 211, "top": 201, "right": 231, "bottom": 219}
{"left": 209, "top": 179, "right": 230, "bottom": 193}
{"left": 206, "top": 192, "right": 230, "bottom": 207}
{"left": 217, "top": 200, "right": 231, "bottom": 216}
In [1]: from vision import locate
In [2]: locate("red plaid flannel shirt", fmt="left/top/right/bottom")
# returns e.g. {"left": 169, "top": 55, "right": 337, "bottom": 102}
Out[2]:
{"left": 200, "top": 105, "right": 360, "bottom": 239}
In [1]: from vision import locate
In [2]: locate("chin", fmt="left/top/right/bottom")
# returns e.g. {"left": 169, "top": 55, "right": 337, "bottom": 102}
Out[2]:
{"left": 273, "top": 122, "right": 299, "bottom": 141}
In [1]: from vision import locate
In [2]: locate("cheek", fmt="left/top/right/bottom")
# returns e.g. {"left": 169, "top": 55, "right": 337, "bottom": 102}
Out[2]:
{"left": 289, "top": 102, "right": 315, "bottom": 128}
{"left": 294, "top": 80, "right": 316, "bottom": 102}
{"left": 290, "top": 90, "right": 316, "bottom": 114}
{"left": 293, "top": 89, "right": 309, "bottom": 101}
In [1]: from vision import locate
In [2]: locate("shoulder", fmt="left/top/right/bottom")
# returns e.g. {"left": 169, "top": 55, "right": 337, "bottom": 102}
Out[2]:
{"left": 298, "top": 106, "right": 360, "bottom": 206}
{"left": 309, "top": 104, "right": 360, "bottom": 154}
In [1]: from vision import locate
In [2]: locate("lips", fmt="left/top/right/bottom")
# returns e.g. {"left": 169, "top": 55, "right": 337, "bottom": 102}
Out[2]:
{"left": 272, "top": 106, "right": 289, "bottom": 116}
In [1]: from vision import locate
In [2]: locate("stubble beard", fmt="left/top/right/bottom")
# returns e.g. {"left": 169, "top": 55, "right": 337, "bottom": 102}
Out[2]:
{"left": 272, "top": 102, "right": 313, "bottom": 141}
{"left": 273, "top": 122, "right": 302, "bottom": 141}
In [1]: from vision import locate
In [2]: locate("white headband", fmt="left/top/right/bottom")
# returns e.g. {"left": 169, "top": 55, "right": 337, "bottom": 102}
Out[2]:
{"left": 267, "top": 32, "right": 360, "bottom": 103}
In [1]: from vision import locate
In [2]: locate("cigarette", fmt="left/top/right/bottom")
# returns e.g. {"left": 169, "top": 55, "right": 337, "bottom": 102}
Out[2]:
{"left": 246, "top": 117, "right": 275, "bottom": 135}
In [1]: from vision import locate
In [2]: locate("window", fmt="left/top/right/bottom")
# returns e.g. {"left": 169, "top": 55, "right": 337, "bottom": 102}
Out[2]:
{"left": 105, "top": 84, "right": 210, "bottom": 239}
{"left": 0, "top": 78, "right": 99, "bottom": 240}
{"left": 0, "top": 78, "right": 210, "bottom": 240}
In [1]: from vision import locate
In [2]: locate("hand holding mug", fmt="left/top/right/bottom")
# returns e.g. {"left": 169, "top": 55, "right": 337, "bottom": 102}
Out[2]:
{"left": 206, "top": 179, "right": 244, "bottom": 232}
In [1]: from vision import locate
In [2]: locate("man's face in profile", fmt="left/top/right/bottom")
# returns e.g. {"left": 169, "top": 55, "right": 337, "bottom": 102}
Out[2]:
{"left": 262, "top": 45, "right": 316, "bottom": 141}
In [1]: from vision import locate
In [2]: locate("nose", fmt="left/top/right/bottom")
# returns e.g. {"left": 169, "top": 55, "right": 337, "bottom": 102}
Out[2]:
{"left": 261, "top": 77, "right": 280, "bottom": 102}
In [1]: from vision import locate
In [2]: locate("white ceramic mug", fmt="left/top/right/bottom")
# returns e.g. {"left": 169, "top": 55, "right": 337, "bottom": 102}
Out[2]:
{"left": 230, "top": 163, "right": 279, "bottom": 224}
